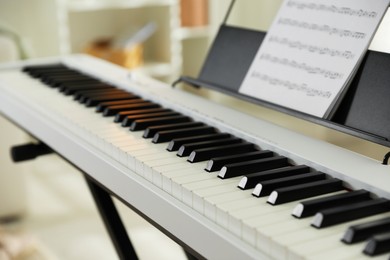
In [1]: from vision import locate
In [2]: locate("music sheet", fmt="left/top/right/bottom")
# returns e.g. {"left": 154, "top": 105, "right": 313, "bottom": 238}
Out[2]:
{"left": 239, "top": 0, "right": 390, "bottom": 118}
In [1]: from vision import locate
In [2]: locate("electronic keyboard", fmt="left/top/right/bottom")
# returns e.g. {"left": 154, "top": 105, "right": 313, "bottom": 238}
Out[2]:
{"left": 0, "top": 54, "right": 389, "bottom": 260}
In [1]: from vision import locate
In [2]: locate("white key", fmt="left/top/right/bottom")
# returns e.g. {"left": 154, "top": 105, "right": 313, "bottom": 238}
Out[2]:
{"left": 182, "top": 178, "right": 238, "bottom": 208}
{"left": 287, "top": 212, "right": 390, "bottom": 260}
{"left": 152, "top": 162, "right": 195, "bottom": 188}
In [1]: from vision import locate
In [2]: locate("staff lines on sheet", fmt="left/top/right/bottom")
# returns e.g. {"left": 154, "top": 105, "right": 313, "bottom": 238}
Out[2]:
{"left": 249, "top": 71, "right": 332, "bottom": 99}
{"left": 278, "top": 18, "right": 367, "bottom": 39}
{"left": 268, "top": 36, "right": 355, "bottom": 60}
{"left": 286, "top": 0, "right": 379, "bottom": 19}
{"left": 259, "top": 53, "right": 344, "bottom": 80}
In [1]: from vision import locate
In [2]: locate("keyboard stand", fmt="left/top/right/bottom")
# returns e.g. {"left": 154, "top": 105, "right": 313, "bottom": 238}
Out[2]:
{"left": 10, "top": 141, "right": 199, "bottom": 260}
{"left": 84, "top": 175, "right": 139, "bottom": 260}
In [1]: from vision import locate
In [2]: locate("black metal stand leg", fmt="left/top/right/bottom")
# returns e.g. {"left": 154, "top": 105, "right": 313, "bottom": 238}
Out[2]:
{"left": 85, "top": 176, "right": 138, "bottom": 260}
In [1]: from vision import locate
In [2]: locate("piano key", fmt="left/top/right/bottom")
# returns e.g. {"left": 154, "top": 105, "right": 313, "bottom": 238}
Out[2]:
{"left": 172, "top": 171, "right": 224, "bottom": 200}
{"left": 219, "top": 156, "right": 289, "bottom": 179}
{"left": 312, "top": 198, "right": 390, "bottom": 228}
{"left": 231, "top": 198, "right": 312, "bottom": 245}
{"left": 65, "top": 84, "right": 115, "bottom": 95}
{"left": 85, "top": 93, "right": 138, "bottom": 107}
{"left": 143, "top": 157, "right": 193, "bottom": 181}
{"left": 23, "top": 64, "right": 68, "bottom": 74}
{"left": 115, "top": 108, "right": 173, "bottom": 123}
{"left": 204, "top": 188, "right": 253, "bottom": 221}
{"left": 143, "top": 122, "right": 205, "bottom": 138}
{"left": 240, "top": 191, "right": 349, "bottom": 255}
{"left": 182, "top": 177, "right": 239, "bottom": 207}
{"left": 191, "top": 180, "right": 239, "bottom": 212}
{"left": 149, "top": 125, "right": 216, "bottom": 143}
{"left": 205, "top": 150, "right": 274, "bottom": 172}
{"left": 152, "top": 126, "right": 217, "bottom": 143}
{"left": 167, "top": 133, "right": 232, "bottom": 152}
{"left": 177, "top": 138, "right": 242, "bottom": 157}
{"left": 342, "top": 217, "right": 390, "bottom": 244}
{"left": 77, "top": 89, "right": 127, "bottom": 102}
{"left": 293, "top": 189, "right": 372, "bottom": 218}
{"left": 73, "top": 87, "right": 121, "bottom": 99}
{"left": 131, "top": 115, "right": 193, "bottom": 131}
{"left": 267, "top": 178, "right": 344, "bottom": 205}
{"left": 103, "top": 102, "right": 160, "bottom": 116}
{"left": 122, "top": 112, "right": 181, "bottom": 127}
{"left": 240, "top": 165, "right": 310, "bottom": 190}
{"left": 43, "top": 74, "right": 92, "bottom": 84}
{"left": 281, "top": 214, "right": 390, "bottom": 260}
{"left": 308, "top": 243, "right": 389, "bottom": 260}
{"left": 363, "top": 232, "right": 390, "bottom": 256}
{"left": 188, "top": 142, "right": 257, "bottom": 163}
{"left": 50, "top": 78, "right": 99, "bottom": 88}
{"left": 96, "top": 98, "right": 144, "bottom": 112}
{"left": 38, "top": 72, "right": 83, "bottom": 81}
{"left": 253, "top": 172, "right": 326, "bottom": 197}
{"left": 154, "top": 162, "right": 206, "bottom": 191}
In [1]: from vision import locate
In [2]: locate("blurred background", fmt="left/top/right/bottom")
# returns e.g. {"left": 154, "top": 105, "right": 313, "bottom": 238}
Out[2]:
{"left": 0, "top": 0, "right": 389, "bottom": 259}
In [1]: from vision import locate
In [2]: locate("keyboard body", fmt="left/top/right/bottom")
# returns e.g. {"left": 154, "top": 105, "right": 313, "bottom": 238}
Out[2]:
{"left": 0, "top": 54, "right": 389, "bottom": 260}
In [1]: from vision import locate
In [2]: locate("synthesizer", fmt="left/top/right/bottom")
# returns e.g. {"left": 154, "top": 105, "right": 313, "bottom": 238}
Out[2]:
{"left": 0, "top": 55, "right": 389, "bottom": 260}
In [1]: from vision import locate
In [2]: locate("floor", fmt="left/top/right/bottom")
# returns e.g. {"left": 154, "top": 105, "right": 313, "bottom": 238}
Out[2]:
{"left": 0, "top": 154, "right": 187, "bottom": 260}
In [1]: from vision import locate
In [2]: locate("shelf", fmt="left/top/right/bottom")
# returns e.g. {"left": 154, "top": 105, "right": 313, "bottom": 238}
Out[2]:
{"left": 173, "top": 26, "right": 210, "bottom": 40}
{"left": 131, "top": 61, "right": 175, "bottom": 78}
{"left": 67, "top": 0, "right": 177, "bottom": 12}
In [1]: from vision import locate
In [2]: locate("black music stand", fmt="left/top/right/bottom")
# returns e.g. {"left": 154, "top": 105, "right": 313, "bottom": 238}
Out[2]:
{"left": 174, "top": 1, "right": 390, "bottom": 149}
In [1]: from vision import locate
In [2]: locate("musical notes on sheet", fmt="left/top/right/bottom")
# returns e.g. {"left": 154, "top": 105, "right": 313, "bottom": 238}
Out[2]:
{"left": 259, "top": 53, "right": 344, "bottom": 80}
{"left": 286, "top": 1, "right": 379, "bottom": 19}
{"left": 239, "top": 0, "right": 390, "bottom": 118}
{"left": 268, "top": 36, "right": 355, "bottom": 60}
{"left": 277, "top": 18, "right": 367, "bottom": 39}
{"left": 250, "top": 72, "right": 332, "bottom": 98}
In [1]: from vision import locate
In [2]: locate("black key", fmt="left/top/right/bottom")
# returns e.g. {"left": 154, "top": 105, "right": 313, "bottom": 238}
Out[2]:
{"left": 219, "top": 156, "right": 289, "bottom": 179}
{"left": 239, "top": 165, "right": 310, "bottom": 190}
{"left": 66, "top": 84, "right": 114, "bottom": 95}
{"left": 23, "top": 64, "right": 67, "bottom": 75}
{"left": 143, "top": 122, "right": 204, "bottom": 138}
{"left": 152, "top": 127, "right": 219, "bottom": 144}
{"left": 267, "top": 178, "right": 344, "bottom": 205}
{"left": 74, "top": 87, "right": 120, "bottom": 98}
{"left": 43, "top": 74, "right": 91, "bottom": 84}
{"left": 96, "top": 99, "right": 144, "bottom": 112}
{"left": 205, "top": 150, "right": 273, "bottom": 172}
{"left": 76, "top": 89, "right": 125, "bottom": 101}
{"left": 342, "top": 217, "right": 390, "bottom": 244}
{"left": 311, "top": 198, "right": 390, "bottom": 228}
{"left": 131, "top": 115, "right": 192, "bottom": 131}
{"left": 167, "top": 133, "right": 231, "bottom": 152}
{"left": 293, "top": 189, "right": 371, "bottom": 218}
{"left": 59, "top": 81, "right": 108, "bottom": 92}
{"left": 27, "top": 68, "right": 77, "bottom": 78}
{"left": 53, "top": 79, "right": 100, "bottom": 88}
{"left": 85, "top": 93, "right": 137, "bottom": 107}
{"left": 114, "top": 108, "right": 172, "bottom": 123}
{"left": 219, "top": 157, "right": 290, "bottom": 179}
{"left": 45, "top": 76, "right": 97, "bottom": 87}
{"left": 252, "top": 172, "right": 326, "bottom": 197}
{"left": 38, "top": 71, "right": 81, "bottom": 80}
{"left": 122, "top": 111, "right": 180, "bottom": 127}
{"left": 103, "top": 102, "right": 160, "bottom": 116}
{"left": 188, "top": 142, "right": 256, "bottom": 163}
{"left": 177, "top": 138, "right": 242, "bottom": 157}
{"left": 363, "top": 232, "right": 390, "bottom": 256}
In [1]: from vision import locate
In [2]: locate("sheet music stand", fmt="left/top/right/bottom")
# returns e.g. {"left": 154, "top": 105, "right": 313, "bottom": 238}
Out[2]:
{"left": 174, "top": 1, "right": 390, "bottom": 148}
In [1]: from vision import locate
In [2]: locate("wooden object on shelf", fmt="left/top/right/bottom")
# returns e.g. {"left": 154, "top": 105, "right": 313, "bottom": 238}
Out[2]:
{"left": 180, "top": 0, "right": 208, "bottom": 27}
{"left": 84, "top": 38, "right": 143, "bottom": 69}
